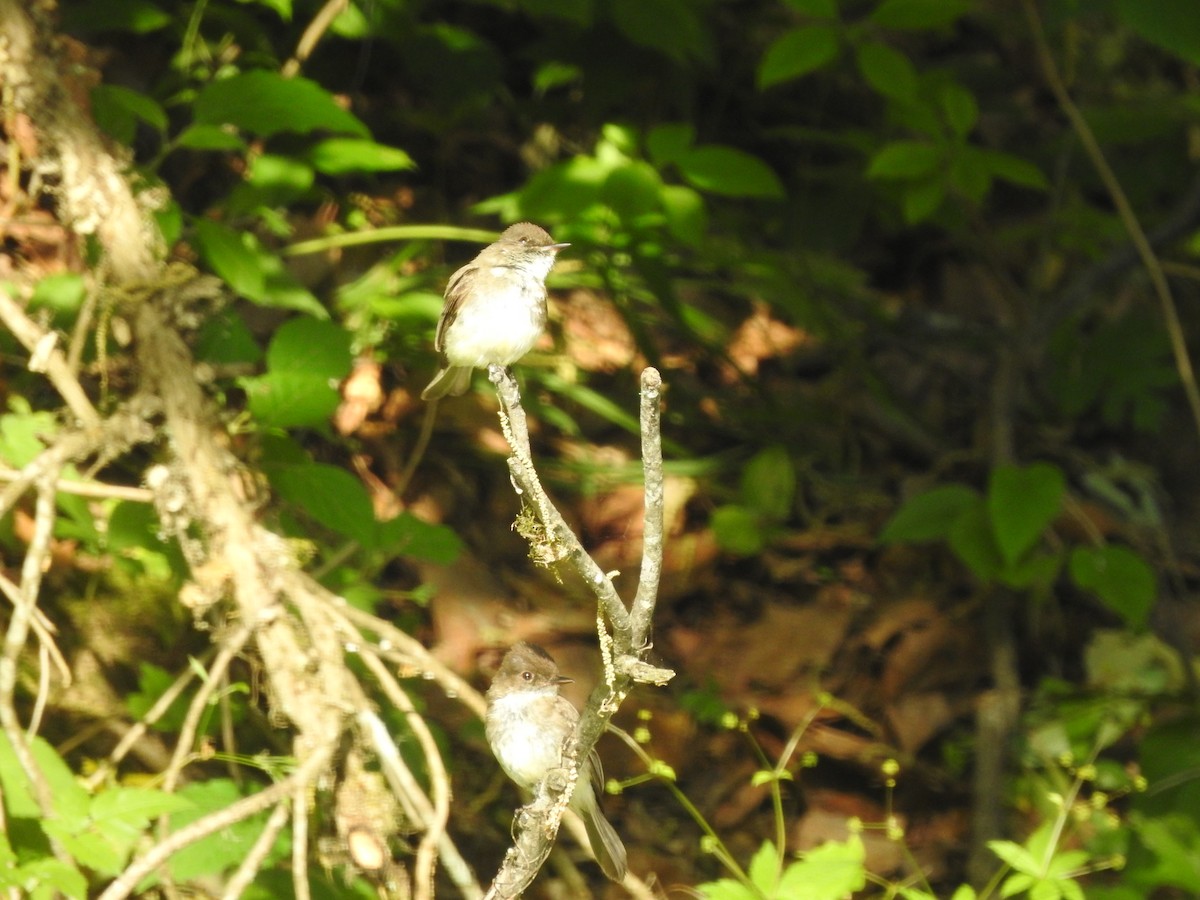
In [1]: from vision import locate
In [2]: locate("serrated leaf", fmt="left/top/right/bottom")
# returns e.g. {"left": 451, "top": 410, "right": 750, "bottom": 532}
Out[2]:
{"left": 777, "top": 835, "right": 866, "bottom": 898}
{"left": 879, "top": 484, "right": 980, "bottom": 543}
{"left": 90, "top": 787, "right": 193, "bottom": 827}
{"left": 747, "top": 841, "right": 780, "bottom": 889}
{"left": 987, "top": 462, "right": 1065, "bottom": 566}
{"left": 856, "top": 42, "right": 918, "bottom": 102}
{"left": 194, "top": 71, "right": 368, "bottom": 138}
{"left": 676, "top": 146, "right": 784, "bottom": 199}
{"left": 988, "top": 839, "right": 1039, "bottom": 874}
{"left": 696, "top": 879, "right": 758, "bottom": 900}
{"left": 1069, "top": 545, "right": 1155, "bottom": 627}
{"left": 758, "top": 25, "right": 840, "bottom": 89}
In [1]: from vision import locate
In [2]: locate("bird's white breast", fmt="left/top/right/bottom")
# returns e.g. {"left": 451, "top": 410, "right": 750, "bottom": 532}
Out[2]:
{"left": 443, "top": 270, "right": 546, "bottom": 368}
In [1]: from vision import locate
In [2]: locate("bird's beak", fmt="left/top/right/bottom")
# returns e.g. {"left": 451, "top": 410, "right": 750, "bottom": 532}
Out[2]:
{"left": 553, "top": 674, "right": 574, "bottom": 685}
{"left": 551, "top": 242, "right": 570, "bottom": 252}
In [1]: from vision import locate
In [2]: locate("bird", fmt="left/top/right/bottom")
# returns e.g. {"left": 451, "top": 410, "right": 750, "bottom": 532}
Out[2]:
{"left": 421, "top": 222, "right": 568, "bottom": 400}
{"left": 484, "top": 642, "right": 628, "bottom": 882}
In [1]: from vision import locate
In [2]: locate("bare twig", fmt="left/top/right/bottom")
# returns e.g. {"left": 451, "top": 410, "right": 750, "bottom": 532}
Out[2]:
{"left": 0, "top": 467, "right": 154, "bottom": 503}
{"left": 483, "top": 366, "right": 674, "bottom": 896}
{"left": 358, "top": 650, "right": 451, "bottom": 898}
{"left": 0, "top": 473, "right": 59, "bottom": 817}
{"left": 359, "top": 709, "right": 484, "bottom": 900}
{"left": 98, "top": 744, "right": 335, "bottom": 900}
{"left": 282, "top": 0, "right": 349, "bottom": 78}
{"left": 220, "top": 801, "right": 291, "bottom": 900}
{"left": 1023, "top": 0, "right": 1200, "bottom": 443}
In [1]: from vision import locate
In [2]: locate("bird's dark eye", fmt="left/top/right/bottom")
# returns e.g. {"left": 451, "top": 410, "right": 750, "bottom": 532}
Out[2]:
{"left": 521, "top": 671, "right": 533, "bottom": 681}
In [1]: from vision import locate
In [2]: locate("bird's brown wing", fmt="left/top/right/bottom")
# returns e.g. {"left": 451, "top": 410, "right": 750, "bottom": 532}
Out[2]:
{"left": 434, "top": 263, "right": 477, "bottom": 354}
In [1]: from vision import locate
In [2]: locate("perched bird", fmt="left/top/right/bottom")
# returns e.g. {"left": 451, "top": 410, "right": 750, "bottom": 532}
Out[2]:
{"left": 421, "top": 222, "right": 568, "bottom": 400}
{"left": 484, "top": 642, "right": 628, "bottom": 882}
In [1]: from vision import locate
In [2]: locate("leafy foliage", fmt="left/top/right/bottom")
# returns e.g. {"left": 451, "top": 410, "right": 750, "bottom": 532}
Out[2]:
{"left": 2, "top": 0, "right": 1199, "bottom": 893}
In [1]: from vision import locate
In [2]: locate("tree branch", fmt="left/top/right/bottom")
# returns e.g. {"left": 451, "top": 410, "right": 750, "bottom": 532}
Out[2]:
{"left": 483, "top": 366, "right": 675, "bottom": 897}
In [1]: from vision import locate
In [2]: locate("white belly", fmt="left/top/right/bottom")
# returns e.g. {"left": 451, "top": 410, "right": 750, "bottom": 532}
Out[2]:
{"left": 444, "top": 274, "right": 545, "bottom": 368}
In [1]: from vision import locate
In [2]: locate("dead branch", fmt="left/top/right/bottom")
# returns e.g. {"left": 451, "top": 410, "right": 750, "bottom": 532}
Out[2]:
{"left": 484, "top": 365, "right": 674, "bottom": 898}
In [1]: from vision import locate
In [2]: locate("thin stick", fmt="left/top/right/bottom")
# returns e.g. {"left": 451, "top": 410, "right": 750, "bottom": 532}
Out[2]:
{"left": 98, "top": 744, "right": 335, "bottom": 900}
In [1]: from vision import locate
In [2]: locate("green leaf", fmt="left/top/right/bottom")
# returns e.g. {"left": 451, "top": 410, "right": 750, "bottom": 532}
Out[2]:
{"left": 0, "top": 399, "right": 59, "bottom": 468}
{"left": 871, "top": 0, "right": 972, "bottom": 30}
{"left": 90, "top": 787, "right": 193, "bottom": 827}
{"left": 62, "top": 0, "right": 170, "bottom": 34}
{"left": 193, "top": 219, "right": 266, "bottom": 300}
{"left": 747, "top": 841, "right": 781, "bottom": 891}
{"left": 676, "top": 146, "right": 785, "bottom": 199}
{"left": 374, "top": 513, "right": 463, "bottom": 562}
{"left": 758, "top": 25, "right": 841, "bottom": 89}
{"left": 265, "top": 317, "right": 352, "bottom": 380}
{"left": 711, "top": 505, "right": 768, "bottom": 556}
{"left": 173, "top": 124, "right": 248, "bottom": 152}
{"left": 1069, "top": 545, "right": 1156, "bottom": 627}
{"left": 165, "top": 780, "right": 289, "bottom": 882}
{"left": 903, "top": 178, "right": 946, "bottom": 222}
{"left": 271, "top": 463, "right": 374, "bottom": 541}
{"left": 609, "top": 0, "right": 712, "bottom": 64}
{"left": 988, "top": 839, "right": 1039, "bottom": 875}
{"left": 660, "top": 184, "right": 708, "bottom": 246}
{"left": 307, "top": 138, "right": 416, "bottom": 174}
{"left": 603, "top": 161, "right": 665, "bottom": 221}
{"left": 855, "top": 42, "right": 918, "bottom": 103}
{"left": 697, "top": 879, "right": 759, "bottom": 900}
{"left": 879, "top": 484, "right": 980, "bottom": 543}
{"left": 741, "top": 445, "right": 795, "bottom": 522}
{"left": 940, "top": 82, "right": 979, "bottom": 137}
{"left": 244, "top": 318, "right": 350, "bottom": 429}
{"left": 194, "top": 71, "right": 369, "bottom": 139}
{"left": 193, "top": 312, "right": 264, "bottom": 367}
{"left": 948, "top": 503, "right": 1002, "bottom": 581}
{"left": 91, "top": 85, "right": 167, "bottom": 145}
{"left": 1115, "top": 0, "right": 1200, "bottom": 66}
{"left": 866, "top": 141, "right": 942, "bottom": 179}
{"left": 31, "top": 273, "right": 87, "bottom": 315}
{"left": 646, "top": 122, "right": 696, "bottom": 166}
{"left": 193, "top": 220, "right": 326, "bottom": 317}
{"left": 987, "top": 462, "right": 1065, "bottom": 566}
{"left": 998, "top": 549, "right": 1062, "bottom": 591}
{"left": 533, "top": 61, "right": 584, "bottom": 94}
{"left": 977, "top": 149, "right": 1049, "bottom": 190}
{"left": 777, "top": 835, "right": 867, "bottom": 898}
{"left": 243, "top": 372, "right": 338, "bottom": 429}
